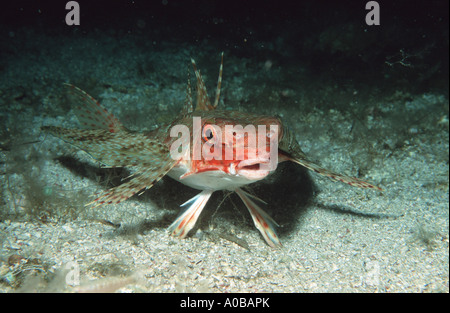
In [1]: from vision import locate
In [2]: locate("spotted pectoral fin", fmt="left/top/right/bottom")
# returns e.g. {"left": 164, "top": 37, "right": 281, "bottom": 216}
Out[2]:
{"left": 168, "top": 190, "right": 213, "bottom": 238}
{"left": 90, "top": 159, "right": 177, "bottom": 206}
{"left": 41, "top": 126, "right": 170, "bottom": 168}
{"left": 64, "top": 83, "right": 125, "bottom": 133}
{"left": 235, "top": 188, "right": 282, "bottom": 248}
{"left": 289, "top": 156, "right": 383, "bottom": 191}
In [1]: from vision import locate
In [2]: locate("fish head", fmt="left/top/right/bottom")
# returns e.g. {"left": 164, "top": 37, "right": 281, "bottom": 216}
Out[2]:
{"left": 170, "top": 110, "right": 284, "bottom": 190}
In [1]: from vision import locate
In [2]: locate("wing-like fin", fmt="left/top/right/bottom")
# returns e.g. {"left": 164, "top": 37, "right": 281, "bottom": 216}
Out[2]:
{"left": 90, "top": 159, "right": 175, "bottom": 206}
{"left": 279, "top": 126, "right": 382, "bottom": 191}
{"left": 42, "top": 125, "right": 177, "bottom": 205}
{"left": 235, "top": 188, "right": 282, "bottom": 248}
{"left": 290, "top": 157, "right": 383, "bottom": 191}
{"left": 64, "top": 84, "right": 125, "bottom": 133}
{"left": 43, "top": 85, "right": 179, "bottom": 210}
{"left": 168, "top": 190, "right": 213, "bottom": 238}
{"left": 41, "top": 126, "right": 170, "bottom": 168}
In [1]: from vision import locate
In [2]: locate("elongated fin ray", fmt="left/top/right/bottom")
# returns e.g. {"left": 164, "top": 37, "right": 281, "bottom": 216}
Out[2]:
{"left": 168, "top": 190, "right": 213, "bottom": 238}
{"left": 182, "top": 66, "right": 194, "bottom": 114}
{"left": 191, "top": 53, "right": 223, "bottom": 111}
{"left": 235, "top": 188, "right": 281, "bottom": 248}
{"left": 212, "top": 52, "right": 224, "bottom": 109}
{"left": 191, "top": 59, "right": 212, "bottom": 111}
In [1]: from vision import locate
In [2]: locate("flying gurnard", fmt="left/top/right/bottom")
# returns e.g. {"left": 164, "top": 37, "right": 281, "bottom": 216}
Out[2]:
{"left": 42, "top": 53, "right": 382, "bottom": 248}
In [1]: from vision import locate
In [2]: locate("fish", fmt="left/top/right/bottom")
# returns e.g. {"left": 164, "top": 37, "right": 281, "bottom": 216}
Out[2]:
{"left": 41, "top": 53, "right": 382, "bottom": 248}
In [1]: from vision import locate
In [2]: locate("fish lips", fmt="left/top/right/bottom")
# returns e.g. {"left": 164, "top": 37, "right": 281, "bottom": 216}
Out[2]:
{"left": 234, "top": 156, "right": 273, "bottom": 179}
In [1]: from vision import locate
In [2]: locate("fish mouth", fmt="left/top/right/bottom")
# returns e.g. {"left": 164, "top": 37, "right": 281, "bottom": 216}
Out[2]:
{"left": 235, "top": 157, "right": 272, "bottom": 179}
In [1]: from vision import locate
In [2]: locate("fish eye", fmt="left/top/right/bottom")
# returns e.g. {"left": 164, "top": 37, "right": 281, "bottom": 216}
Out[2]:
{"left": 267, "top": 128, "right": 278, "bottom": 138}
{"left": 202, "top": 125, "right": 215, "bottom": 142}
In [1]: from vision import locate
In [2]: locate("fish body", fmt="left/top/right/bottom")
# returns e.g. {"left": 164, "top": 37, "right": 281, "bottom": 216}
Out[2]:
{"left": 42, "top": 54, "right": 381, "bottom": 248}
